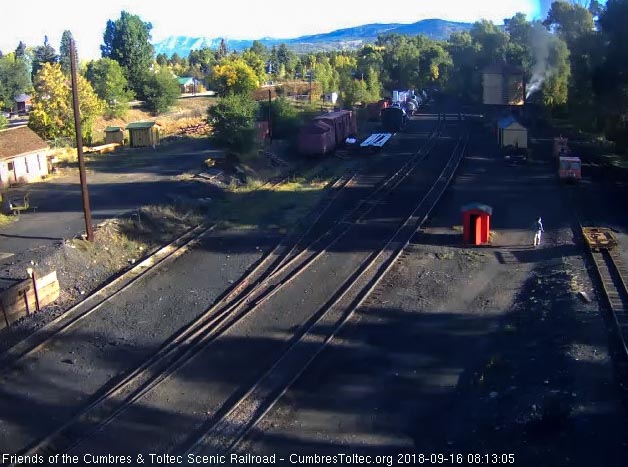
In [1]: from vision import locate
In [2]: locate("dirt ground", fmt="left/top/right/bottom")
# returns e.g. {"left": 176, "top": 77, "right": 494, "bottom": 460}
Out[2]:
{"left": 236, "top": 120, "right": 628, "bottom": 466}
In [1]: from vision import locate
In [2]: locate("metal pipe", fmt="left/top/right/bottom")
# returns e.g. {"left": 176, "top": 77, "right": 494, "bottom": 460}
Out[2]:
{"left": 70, "top": 37, "right": 94, "bottom": 242}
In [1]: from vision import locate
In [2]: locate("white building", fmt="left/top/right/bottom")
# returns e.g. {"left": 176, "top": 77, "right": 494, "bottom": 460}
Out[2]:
{"left": 0, "top": 126, "right": 50, "bottom": 188}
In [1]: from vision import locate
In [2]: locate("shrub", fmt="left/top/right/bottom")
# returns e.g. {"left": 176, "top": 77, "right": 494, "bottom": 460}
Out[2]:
{"left": 208, "top": 93, "right": 258, "bottom": 153}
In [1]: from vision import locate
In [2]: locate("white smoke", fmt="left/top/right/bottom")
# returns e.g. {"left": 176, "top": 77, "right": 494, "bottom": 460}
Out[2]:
{"left": 526, "top": 23, "right": 554, "bottom": 99}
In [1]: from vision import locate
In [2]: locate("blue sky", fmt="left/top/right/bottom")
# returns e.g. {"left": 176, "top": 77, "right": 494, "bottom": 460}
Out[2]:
{"left": 1, "top": 0, "right": 547, "bottom": 59}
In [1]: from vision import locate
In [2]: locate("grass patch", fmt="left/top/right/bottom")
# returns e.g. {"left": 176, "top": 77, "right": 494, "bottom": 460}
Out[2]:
{"left": 118, "top": 204, "right": 203, "bottom": 246}
{"left": 0, "top": 213, "right": 17, "bottom": 226}
{"left": 209, "top": 159, "right": 353, "bottom": 230}
{"left": 68, "top": 221, "right": 147, "bottom": 270}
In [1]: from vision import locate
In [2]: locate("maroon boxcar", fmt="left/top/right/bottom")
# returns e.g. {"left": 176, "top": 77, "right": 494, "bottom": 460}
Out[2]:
{"left": 297, "top": 120, "right": 335, "bottom": 156}
{"left": 298, "top": 110, "right": 358, "bottom": 156}
{"left": 313, "top": 110, "right": 357, "bottom": 147}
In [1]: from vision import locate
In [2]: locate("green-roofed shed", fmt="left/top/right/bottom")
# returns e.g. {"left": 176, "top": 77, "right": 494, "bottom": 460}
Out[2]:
{"left": 177, "top": 76, "right": 195, "bottom": 93}
{"left": 104, "top": 126, "right": 124, "bottom": 145}
{"left": 126, "top": 121, "right": 162, "bottom": 148}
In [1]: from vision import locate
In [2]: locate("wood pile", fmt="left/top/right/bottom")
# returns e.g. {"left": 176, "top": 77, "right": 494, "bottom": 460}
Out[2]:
{"left": 178, "top": 122, "right": 210, "bottom": 136}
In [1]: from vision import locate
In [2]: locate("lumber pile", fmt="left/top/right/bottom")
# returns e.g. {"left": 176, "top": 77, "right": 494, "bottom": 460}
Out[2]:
{"left": 178, "top": 122, "right": 210, "bottom": 136}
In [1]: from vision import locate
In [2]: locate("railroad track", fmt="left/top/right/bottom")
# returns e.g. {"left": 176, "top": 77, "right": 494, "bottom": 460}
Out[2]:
{"left": 567, "top": 188, "right": 628, "bottom": 367}
{"left": 0, "top": 164, "right": 355, "bottom": 372}
{"left": 10, "top": 116, "right": 446, "bottom": 462}
{"left": 585, "top": 239, "right": 628, "bottom": 360}
{"left": 183, "top": 131, "right": 468, "bottom": 457}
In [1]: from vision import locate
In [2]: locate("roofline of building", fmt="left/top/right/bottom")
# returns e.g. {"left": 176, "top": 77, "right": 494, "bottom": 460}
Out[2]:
{"left": 0, "top": 147, "right": 48, "bottom": 162}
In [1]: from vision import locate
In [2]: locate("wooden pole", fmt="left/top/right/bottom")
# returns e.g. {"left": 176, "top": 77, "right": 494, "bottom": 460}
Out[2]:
{"left": 268, "top": 89, "right": 272, "bottom": 144}
{"left": 69, "top": 37, "right": 94, "bottom": 242}
{"left": 0, "top": 302, "right": 9, "bottom": 328}
{"left": 31, "top": 271, "right": 40, "bottom": 312}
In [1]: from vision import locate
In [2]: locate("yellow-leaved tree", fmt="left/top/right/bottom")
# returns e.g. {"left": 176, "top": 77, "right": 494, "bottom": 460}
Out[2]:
{"left": 29, "top": 62, "right": 104, "bottom": 142}
{"left": 211, "top": 58, "right": 259, "bottom": 95}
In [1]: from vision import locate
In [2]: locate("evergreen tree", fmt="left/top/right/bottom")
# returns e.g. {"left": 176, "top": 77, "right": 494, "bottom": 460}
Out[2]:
{"left": 15, "top": 42, "right": 26, "bottom": 61}
{"left": 59, "top": 30, "right": 74, "bottom": 75}
{"left": 101, "top": 11, "right": 154, "bottom": 97}
{"left": 32, "top": 36, "right": 58, "bottom": 79}
{"left": 216, "top": 39, "right": 228, "bottom": 60}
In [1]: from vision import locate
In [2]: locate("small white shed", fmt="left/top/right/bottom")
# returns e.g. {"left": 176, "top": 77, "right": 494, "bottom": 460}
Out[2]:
{"left": 497, "top": 116, "right": 527, "bottom": 149}
{"left": 324, "top": 92, "right": 338, "bottom": 104}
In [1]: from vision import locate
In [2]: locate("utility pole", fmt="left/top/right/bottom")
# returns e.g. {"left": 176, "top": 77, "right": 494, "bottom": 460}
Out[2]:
{"left": 268, "top": 89, "right": 272, "bottom": 144}
{"left": 309, "top": 71, "right": 312, "bottom": 104}
{"left": 69, "top": 37, "right": 94, "bottom": 242}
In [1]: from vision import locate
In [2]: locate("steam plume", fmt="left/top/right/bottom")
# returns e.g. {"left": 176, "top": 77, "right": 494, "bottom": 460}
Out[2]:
{"left": 526, "top": 23, "right": 554, "bottom": 99}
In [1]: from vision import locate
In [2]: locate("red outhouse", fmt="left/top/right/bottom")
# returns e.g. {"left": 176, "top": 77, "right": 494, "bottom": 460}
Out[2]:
{"left": 461, "top": 203, "right": 492, "bottom": 245}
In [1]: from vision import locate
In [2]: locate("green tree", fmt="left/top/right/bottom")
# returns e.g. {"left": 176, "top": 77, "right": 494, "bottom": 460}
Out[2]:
{"left": 242, "top": 49, "right": 267, "bottom": 85}
{"left": 543, "top": 1, "right": 595, "bottom": 46}
{"left": 59, "top": 30, "right": 74, "bottom": 75}
{"left": 0, "top": 54, "right": 31, "bottom": 111}
{"left": 101, "top": 11, "right": 154, "bottom": 96}
{"left": 85, "top": 57, "right": 134, "bottom": 118}
{"left": 259, "top": 96, "right": 299, "bottom": 139}
{"left": 188, "top": 47, "right": 215, "bottom": 75}
{"left": 312, "top": 56, "right": 339, "bottom": 93}
{"left": 0, "top": 114, "right": 7, "bottom": 129}
{"left": 446, "top": 31, "right": 480, "bottom": 99}
{"left": 156, "top": 53, "right": 169, "bottom": 66}
{"left": 597, "top": 0, "right": 628, "bottom": 148}
{"left": 207, "top": 93, "right": 257, "bottom": 152}
{"left": 32, "top": 36, "right": 58, "bottom": 79}
{"left": 29, "top": 62, "right": 104, "bottom": 140}
{"left": 539, "top": 35, "right": 571, "bottom": 107}
{"left": 249, "top": 40, "right": 268, "bottom": 59}
{"left": 142, "top": 66, "right": 180, "bottom": 114}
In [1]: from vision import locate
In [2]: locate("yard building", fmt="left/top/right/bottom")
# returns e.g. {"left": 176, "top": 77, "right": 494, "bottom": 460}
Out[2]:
{"left": 482, "top": 63, "right": 524, "bottom": 106}
{"left": 0, "top": 126, "right": 49, "bottom": 188}
{"left": 14, "top": 94, "right": 32, "bottom": 114}
{"left": 178, "top": 77, "right": 196, "bottom": 94}
{"left": 324, "top": 92, "right": 338, "bottom": 104}
{"left": 126, "top": 122, "right": 161, "bottom": 148}
{"left": 104, "top": 126, "right": 125, "bottom": 145}
{"left": 497, "top": 116, "right": 528, "bottom": 149}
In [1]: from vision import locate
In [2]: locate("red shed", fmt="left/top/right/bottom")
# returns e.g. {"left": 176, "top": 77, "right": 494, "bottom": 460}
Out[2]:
{"left": 461, "top": 203, "right": 492, "bottom": 245}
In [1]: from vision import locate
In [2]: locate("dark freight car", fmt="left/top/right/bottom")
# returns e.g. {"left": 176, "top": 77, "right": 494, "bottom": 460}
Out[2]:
{"left": 381, "top": 105, "right": 407, "bottom": 132}
{"left": 299, "top": 110, "right": 357, "bottom": 156}
{"left": 313, "top": 110, "right": 357, "bottom": 147}
{"left": 297, "top": 121, "right": 335, "bottom": 156}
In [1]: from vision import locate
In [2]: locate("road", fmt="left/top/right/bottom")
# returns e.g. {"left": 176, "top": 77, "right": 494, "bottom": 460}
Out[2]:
{"left": 0, "top": 139, "right": 215, "bottom": 263}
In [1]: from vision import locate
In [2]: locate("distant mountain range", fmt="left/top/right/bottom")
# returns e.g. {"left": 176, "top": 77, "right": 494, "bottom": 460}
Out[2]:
{"left": 153, "top": 19, "right": 472, "bottom": 57}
